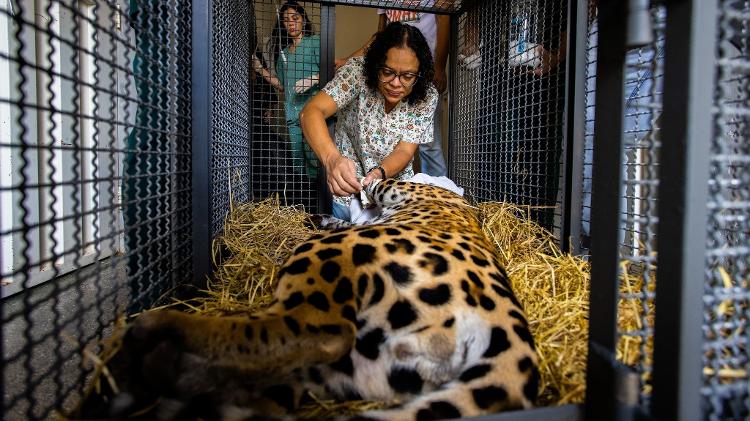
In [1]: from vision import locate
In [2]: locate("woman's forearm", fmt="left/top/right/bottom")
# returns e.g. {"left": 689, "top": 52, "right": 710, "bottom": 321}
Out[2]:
{"left": 300, "top": 105, "right": 339, "bottom": 166}
{"left": 380, "top": 142, "right": 419, "bottom": 178}
{"left": 253, "top": 56, "right": 283, "bottom": 91}
{"left": 301, "top": 95, "right": 362, "bottom": 196}
{"left": 362, "top": 141, "right": 418, "bottom": 186}
{"left": 261, "top": 69, "right": 283, "bottom": 91}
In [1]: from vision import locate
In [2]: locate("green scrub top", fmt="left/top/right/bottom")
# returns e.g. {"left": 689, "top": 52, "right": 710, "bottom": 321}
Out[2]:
{"left": 276, "top": 34, "right": 320, "bottom": 123}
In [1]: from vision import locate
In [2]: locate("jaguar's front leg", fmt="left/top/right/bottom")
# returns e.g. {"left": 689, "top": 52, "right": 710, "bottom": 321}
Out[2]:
{"left": 97, "top": 305, "right": 356, "bottom": 417}
{"left": 307, "top": 213, "right": 352, "bottom": 230}
{"left": 129, "top": 306, "right": 356, "bottom": 376}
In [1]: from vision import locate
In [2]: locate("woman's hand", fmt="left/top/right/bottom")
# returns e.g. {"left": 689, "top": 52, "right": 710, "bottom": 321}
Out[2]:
{"left": 325, "top": 154, "right": 361, "bottom": 197}
{"left": 527, "top": 44, "right": 561, "bottom": 76}
{"left": 252, "top": 56, "right": 264, "bottom": 73}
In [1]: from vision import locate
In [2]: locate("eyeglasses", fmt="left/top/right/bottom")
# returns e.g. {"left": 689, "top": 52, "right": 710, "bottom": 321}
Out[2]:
{"left": 378, "top": 67, "right": 420, "bottom": 87}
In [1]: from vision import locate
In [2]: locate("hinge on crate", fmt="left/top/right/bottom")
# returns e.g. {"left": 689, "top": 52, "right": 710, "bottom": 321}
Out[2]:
{"left": 615, "top": 364, "right": 641, "bottom": 408}
{"left": 589, "top": 342, "right": 644, "bottom": 421}
{"left": 115, "top": 4, "right": 121, "bottom": 31}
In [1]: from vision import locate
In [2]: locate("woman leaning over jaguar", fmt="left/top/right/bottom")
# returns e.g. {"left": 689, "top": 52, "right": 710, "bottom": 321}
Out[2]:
{"left": 300, "top": 21, "right": 438, "bottom": 222}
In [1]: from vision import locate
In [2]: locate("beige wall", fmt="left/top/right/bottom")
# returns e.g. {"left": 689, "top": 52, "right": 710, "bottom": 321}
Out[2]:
{"left": 334, "top": 6, "right": 380, "bottom": 59}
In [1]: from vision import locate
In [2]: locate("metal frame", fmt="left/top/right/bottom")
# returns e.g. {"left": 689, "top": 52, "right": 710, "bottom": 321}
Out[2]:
{"left": 651, "top": 1, "right": 717, "bottom": 419}
{"left": 585, "top": 1, "right": 630, "bottom": 419}
{"left": 192, "top": 0, "right": 213, "bottom": 287}
{"left": 0, "top": 0, "right": 742, "bottom": 418}
{"left": 563, "top": 0, "right": 590, "bottom": 254}
{"left": 318, "top": 4, "right": 336, "bottom": 214}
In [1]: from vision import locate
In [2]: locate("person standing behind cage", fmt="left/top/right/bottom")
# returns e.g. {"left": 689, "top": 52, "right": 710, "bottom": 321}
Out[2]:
{"left": 335, "top": 6, "right": 449, "bottom": 177}
{"left": 301, "top": 22, "right": 439, "bottom": 221}
{"left": 252, "top": 1, "right": 320, "bottom": 179}
{"left": 459, "top": 0, "right": 567, "bottom": 231}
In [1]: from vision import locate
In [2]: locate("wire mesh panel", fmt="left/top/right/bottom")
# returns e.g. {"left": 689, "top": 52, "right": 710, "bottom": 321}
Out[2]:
{"left": 249, "top": 1, "right": 322, "bottom": 214}
{"left": 583, "top": 1, "right": 666, "bottom": 407}
{"left": 451, "top": 0, "right": 568, "bottom": 234}
{"left": 0, "top": 0, "right": 192, "bottom": 418}
{"left": 211, "top": 0, "right": 252, "bottom": 235}
{"left": 703, "top": 0, "right": 750, "bottom": 418}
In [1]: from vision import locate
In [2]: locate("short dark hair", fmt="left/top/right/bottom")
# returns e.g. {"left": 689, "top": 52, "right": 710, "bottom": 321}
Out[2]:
{"left": 364, "top": 22, "right": 434, "bottom": 105}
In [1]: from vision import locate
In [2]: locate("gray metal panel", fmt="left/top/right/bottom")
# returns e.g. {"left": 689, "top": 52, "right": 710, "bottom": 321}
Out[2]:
{"left": 701, "top": 0, "right": 750, "bottom": 419}
{"left": 562, "top": 0, "right": 591, "bottom": 254}
{"left": 193, "top": 0, "right": 214, "bottom": 286}
{"left": 1, "top": 0, "right": 193, "bottom": 417}
{"left": 584, "top": 1, "right": 629, "bottom": 418}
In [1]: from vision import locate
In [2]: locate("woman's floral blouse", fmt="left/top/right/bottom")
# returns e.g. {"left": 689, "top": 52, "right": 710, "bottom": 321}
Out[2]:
{"left": 322, "top": 57, "right": 438, "bottom": 207}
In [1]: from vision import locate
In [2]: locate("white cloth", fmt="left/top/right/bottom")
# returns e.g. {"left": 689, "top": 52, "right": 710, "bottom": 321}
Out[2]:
{"left": 349, "top": 173, "right": 464, "bottom": 224}
{"left": 408, "top": 173, "right": 464, "bottom": 196}
{"left": 377, "top": 9, "right": 437, "bottom": 57}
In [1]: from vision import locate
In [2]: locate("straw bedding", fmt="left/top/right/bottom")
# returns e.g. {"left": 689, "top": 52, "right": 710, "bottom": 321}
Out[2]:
{"left": 73, "top": 192, "right": 750, "bottom": 419}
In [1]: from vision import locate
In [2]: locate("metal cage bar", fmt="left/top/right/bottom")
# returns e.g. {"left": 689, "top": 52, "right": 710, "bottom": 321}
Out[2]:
{"left": 652, "top": 1, "right": 717, "bottom": 420}
{"left": 562, "top": 0, "right": 590, "bottom": 254}
{"left": 585, "top": 1, "right": 629, "bottom": 419}
{"left": 192, "top": 0, "right": 213, "bottom": 288}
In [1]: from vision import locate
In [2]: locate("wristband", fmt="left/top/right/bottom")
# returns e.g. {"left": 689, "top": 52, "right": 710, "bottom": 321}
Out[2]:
{"left": 369, "top": 165, "right": 386, "bottom": 180}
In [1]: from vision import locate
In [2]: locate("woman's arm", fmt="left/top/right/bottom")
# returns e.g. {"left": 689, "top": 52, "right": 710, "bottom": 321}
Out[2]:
{"left": 300, "top": 92, "right": 361, "bottom": 196}
{"left": 252, "top": 56, "right": 283, "bottom": 91}
{"left": 362, "top": 140, "right": 419, "bottom": 186}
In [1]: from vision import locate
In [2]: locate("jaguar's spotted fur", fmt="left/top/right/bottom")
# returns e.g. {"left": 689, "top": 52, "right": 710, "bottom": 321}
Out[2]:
{"left": 95, "top": 179, "right": 538, "bottom": 421}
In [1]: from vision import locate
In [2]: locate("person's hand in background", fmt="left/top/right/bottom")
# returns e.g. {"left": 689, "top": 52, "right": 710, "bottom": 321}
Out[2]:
{"left": 294, "top": 74, "right": 319, "bottom": 94}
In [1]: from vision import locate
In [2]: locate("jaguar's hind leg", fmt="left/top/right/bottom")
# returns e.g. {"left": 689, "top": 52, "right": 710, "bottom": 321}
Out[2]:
{"left": 351, "top": 364, "right": 538, "bottom": 421}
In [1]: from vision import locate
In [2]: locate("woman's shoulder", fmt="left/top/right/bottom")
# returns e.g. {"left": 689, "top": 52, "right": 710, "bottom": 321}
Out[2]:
{"left": 336, "top": 56, "right": 366, "bottom": 77}
{"left": 344, "top": 56, "right": 365, "bottom": 68}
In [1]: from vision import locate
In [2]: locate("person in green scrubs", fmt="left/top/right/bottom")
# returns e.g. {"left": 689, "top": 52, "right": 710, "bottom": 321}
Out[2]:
{"left": 254, "top": 1, "right": 320, "bottom": 178}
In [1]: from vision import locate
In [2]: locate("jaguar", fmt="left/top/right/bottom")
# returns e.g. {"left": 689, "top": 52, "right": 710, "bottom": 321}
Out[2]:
{"left": 85, "top": 178, "right": 538, "bottom": 421}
